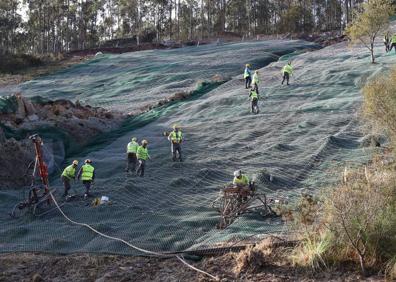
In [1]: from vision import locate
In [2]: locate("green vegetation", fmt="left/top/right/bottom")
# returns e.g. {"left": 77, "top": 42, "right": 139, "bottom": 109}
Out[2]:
{"left": 345, "top": 0, "right": 394, "bottom": 63}
{"left": 1, "top": 0, "right": 366, "bottom": 55}
{"left": 289, "top": 68, "right": 396, "bottom": 279}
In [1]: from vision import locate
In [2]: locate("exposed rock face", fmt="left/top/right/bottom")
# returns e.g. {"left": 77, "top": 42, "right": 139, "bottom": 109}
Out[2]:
{"left": 0, "top": 93, "right": 126, "bottom": 189}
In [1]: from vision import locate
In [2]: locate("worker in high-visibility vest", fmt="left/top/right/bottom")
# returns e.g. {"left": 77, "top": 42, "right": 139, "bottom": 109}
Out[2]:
{"left": 77, "top": 159, "right": 95, "bottom": 198}
{"left": 389, "top": 34, "right": 396, "bottom": 53}
{"left": 126, "top": 137, "right": 139, "bottom": 173}
{"left": 136, "top": 140, "right": 150, "bottom": 177}
{"left": 61, "top": 160, "right": 79, "bottom": 197}
{"left": 252, "top": 70, "right": 260, "bottom": 93}
{"left": 249, "top": 87, "right": 259, "bottom": 114}
{"left": 243, "top": 64, "right": 252, "bottom": 89}
{"left": 281, "top": 61, "right": 293, "bottom": 86}
{"left": 168, "top": 124, "right": 183, "bottom": 162}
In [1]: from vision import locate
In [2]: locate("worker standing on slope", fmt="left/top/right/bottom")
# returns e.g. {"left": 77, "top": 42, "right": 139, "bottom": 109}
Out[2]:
{"left": 389, "top": 34, "right": 396, "bottom": 53}
{"left": 281, "top": 61, "right": 293, "bottom": 86}
{"left": 244, "top": 64, "right": 252, "bottom": 89}
{"left": 126, "top": 137, "right": 139, "bottom": 173}
{"left": 77, "top": 159, "right": 95, "bottom": 199}
{"left": 136, "top": 140, "right": 150, "bottom": 177}
{"left": 384, "top": 33, "right": 390, "bottom": 52}
{"left": 252, "top": 70, "right": 260, "bottom": 93}
{"left": 168, "top": 125, "right": 183, "bottom": 162}
{"left": 61, "top": 160, "right": 79, "bottom": 197}
{"left": 249, "top": 87, "right": 259, "bottom": 114}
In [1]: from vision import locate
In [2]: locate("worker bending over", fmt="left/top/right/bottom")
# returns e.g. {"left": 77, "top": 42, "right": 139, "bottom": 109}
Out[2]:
{"left": 168, "top": 125, "right": 183, "bottom": 162}
{"left": 136, "top": 140, "right": 150, "bottom": 177}
{"left": 233, "top": 170, "right": 253, "bottom": 189}
{"left": 244, "top": 64, "right": 252, "bottom": 89}
{"left": 281, "top": 61, "right": 293, "bottom": 86}
{"left": 61, "top": 160, "right": 79, "bottom": 197}
{"left": 78, "top": 159, "right": 95, "bottom": 199}
{"left": 126, "top": 137, "right": 139, "bottom": 173}
{"left": 249, "top": 87, "right": 259, "bottom": 114}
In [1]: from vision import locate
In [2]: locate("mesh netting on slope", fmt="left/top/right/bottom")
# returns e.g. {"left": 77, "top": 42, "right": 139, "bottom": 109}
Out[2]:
{"left": 0, "top": 40, "right": 394, "bottom": 256}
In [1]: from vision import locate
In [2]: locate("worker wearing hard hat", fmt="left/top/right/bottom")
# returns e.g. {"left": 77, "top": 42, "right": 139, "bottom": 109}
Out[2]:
{"left": 281, "top": 61, "right": 293, "bottom": 86}
{"left": 244, "top": 64, "right": 252, "bottom": 89}
{"left": 126, "top": 137, "right": 139, "bottom": 173}
{"left": 61, "top": 160, "right": 79, "bottom": 197}
{"left": 233, "top": 170, "right": 251, "bottom": 188}
{"left": 136, "top": 140, "right": 150, "bottom": 177}
{"left": 168, "top": 124, "right": 183, "bottom": 162}
{"left": 77, "top": 159, "right": 95, "bottom": 199}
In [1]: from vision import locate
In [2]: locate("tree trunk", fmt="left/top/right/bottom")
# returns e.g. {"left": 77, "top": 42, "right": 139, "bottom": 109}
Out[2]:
{"left": 370, "top": 43, "right": 375, "bottom": 63}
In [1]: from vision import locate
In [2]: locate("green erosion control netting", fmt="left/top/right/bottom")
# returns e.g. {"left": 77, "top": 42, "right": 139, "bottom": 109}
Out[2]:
{"left": 0, "top": 40, "right": 395, "bottom": 256}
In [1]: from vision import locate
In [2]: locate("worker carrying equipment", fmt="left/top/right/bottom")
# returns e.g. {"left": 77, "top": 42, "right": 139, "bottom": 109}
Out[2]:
{"left": 126, "top": 137, "right": 139, "bottom": 173}
{"left": 61, "top": 160, "right": 79, "bottom": 197}
{"left": 77, "top": 159, "right": 95, "bottom": 199}
{"left": 168, "top": 124, "right": 183, "bottom": 162}
{"left": 136, "top": 140, "right": 150, "bottom": 177}
{"left": 249, "top": 87, "right": 259, "bottom": 114}
{"left": 244, "top": 64, "right": 252, "bottom": 89}
{"left": 281, "top": 61, "right": 293, "bottom": 86}
{"left": 252, "top": 70, "right": 260, "bottom": 93}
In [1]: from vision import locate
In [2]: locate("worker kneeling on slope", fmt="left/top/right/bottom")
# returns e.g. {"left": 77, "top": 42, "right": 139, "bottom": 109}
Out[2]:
{"left": 126, "top": 137, "right": 139, "bottom": 173}
{"left": 281, "top": 61, "right": 293, "bottom": 86}
{"left": 136, "top": 140, "right": 150, "bottom": 177}
{"left": 249, "top": 86, "right": 259, "bottom": 114}
{"left": 168, "top": 124, "right": 183, "bottom": 162}
{"left": 78, "top": 159, "right": 95, "bottom": 199}
{"left": 233, "top": 170, "right": 254, "bottom": 190}
{"left": 61, "top": 160, "right": 79, "bottom": 198}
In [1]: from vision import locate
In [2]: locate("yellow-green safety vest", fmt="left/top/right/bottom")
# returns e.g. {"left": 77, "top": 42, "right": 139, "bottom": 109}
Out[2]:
{"left": 282, "top": 64, "right": 293, "bottom": 75}
{"left": 62, "top": 165, "right": 76, "bottom": 180}
{"left": 252, "top": 73, "right": 259, "bottom": 84}
{"left": 137, "top": 146, "right": 149, "bottom": 160}
{"left": 250, "top": 90, "right": 258, "bottom": 100}
{"left": 392, "top": 35, "right": 396, "bottom": 44}
{"left": 170, "top": 130, "right": 183, "bottom": 143}
{"left": 233, "top": 175, "right": 249, "bottom": 186}
{"left": 244, "top": 68, "right": 251, "bottom": 79}
{"left": 81, "top": 164, "right": 94, "bottom": 181}
{"left": 127, "top": 141, "right": 139, "bottom": 153}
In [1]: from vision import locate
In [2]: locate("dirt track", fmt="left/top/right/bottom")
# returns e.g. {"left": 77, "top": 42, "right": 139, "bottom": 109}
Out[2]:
{"left": 0, "top": 252, "right": 382, "bottom": 282}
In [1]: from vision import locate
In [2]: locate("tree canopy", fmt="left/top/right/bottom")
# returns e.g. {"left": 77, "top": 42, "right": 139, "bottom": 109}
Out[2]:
{"left": 1, "top": 0, "right": 367, "bottom": 55}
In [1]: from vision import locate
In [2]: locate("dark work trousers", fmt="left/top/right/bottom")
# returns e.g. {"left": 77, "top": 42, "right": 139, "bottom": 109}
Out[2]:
{"left": 61, "top": 176, "right": 71, "bottom": 196}
{"left": 171, "top": 142, "right": 182, "bottom": 161}
{"left": 136, "top": 159, "right": 146, "bottom": 177}
{"left": 252, "top": 83, "right": 259, "bottom": 94}
{"left": 251, "top": 98, "right": 259, "bottom": 113}
{"left": 384, "top": 41, "right": 390, "bottom": 52}
{"left": 390, "top": 43, "right": 396, "bottom": 53}
{"left": 82, "top": 180, "right": 92, "bottom": 196}
{"left": 282, "top": 72, "right": 290, "bottom": 85}
{"left": 245, "top": 76, "right": 252, "bottom": 89}
{"left": 126, "top": 152, "right": 137, "bottom": 172}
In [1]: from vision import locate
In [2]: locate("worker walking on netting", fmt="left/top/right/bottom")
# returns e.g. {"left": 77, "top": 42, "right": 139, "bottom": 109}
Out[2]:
{"left": 77, "top": 159, "right": 95, "bottom": 199}
{"left": 252, "top": 70, "right": 260, "bottom": 93}
{"left": 249, "top": 86, "right": 259, "bottom": 114}
{"left": 61, "top": 160, "right": 79, "bottom": 197}
{"left": 243, "top": 64, "right": 252, "bottom": 89}
{"left": 168, "top": 124, "right": 183, "bottom": 162}
{"left": 136, "top": 140, "right": 150, "bottom": 177}
{"left": 389, "top": 34, "right": 396, "bottom": 53}
{"left": 125, "top": 137, "right": 139, "bottom": 173}
{"left": 281, "top": 61, "right": 293, "bottom": 86}
{"left": 384, "top": 33, "right": 390, "bottom": 52}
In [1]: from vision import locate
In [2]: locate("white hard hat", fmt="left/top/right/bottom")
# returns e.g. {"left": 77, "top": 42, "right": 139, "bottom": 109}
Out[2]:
{"left": 234, "top": 170, "right": 242, "bottom": 177}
